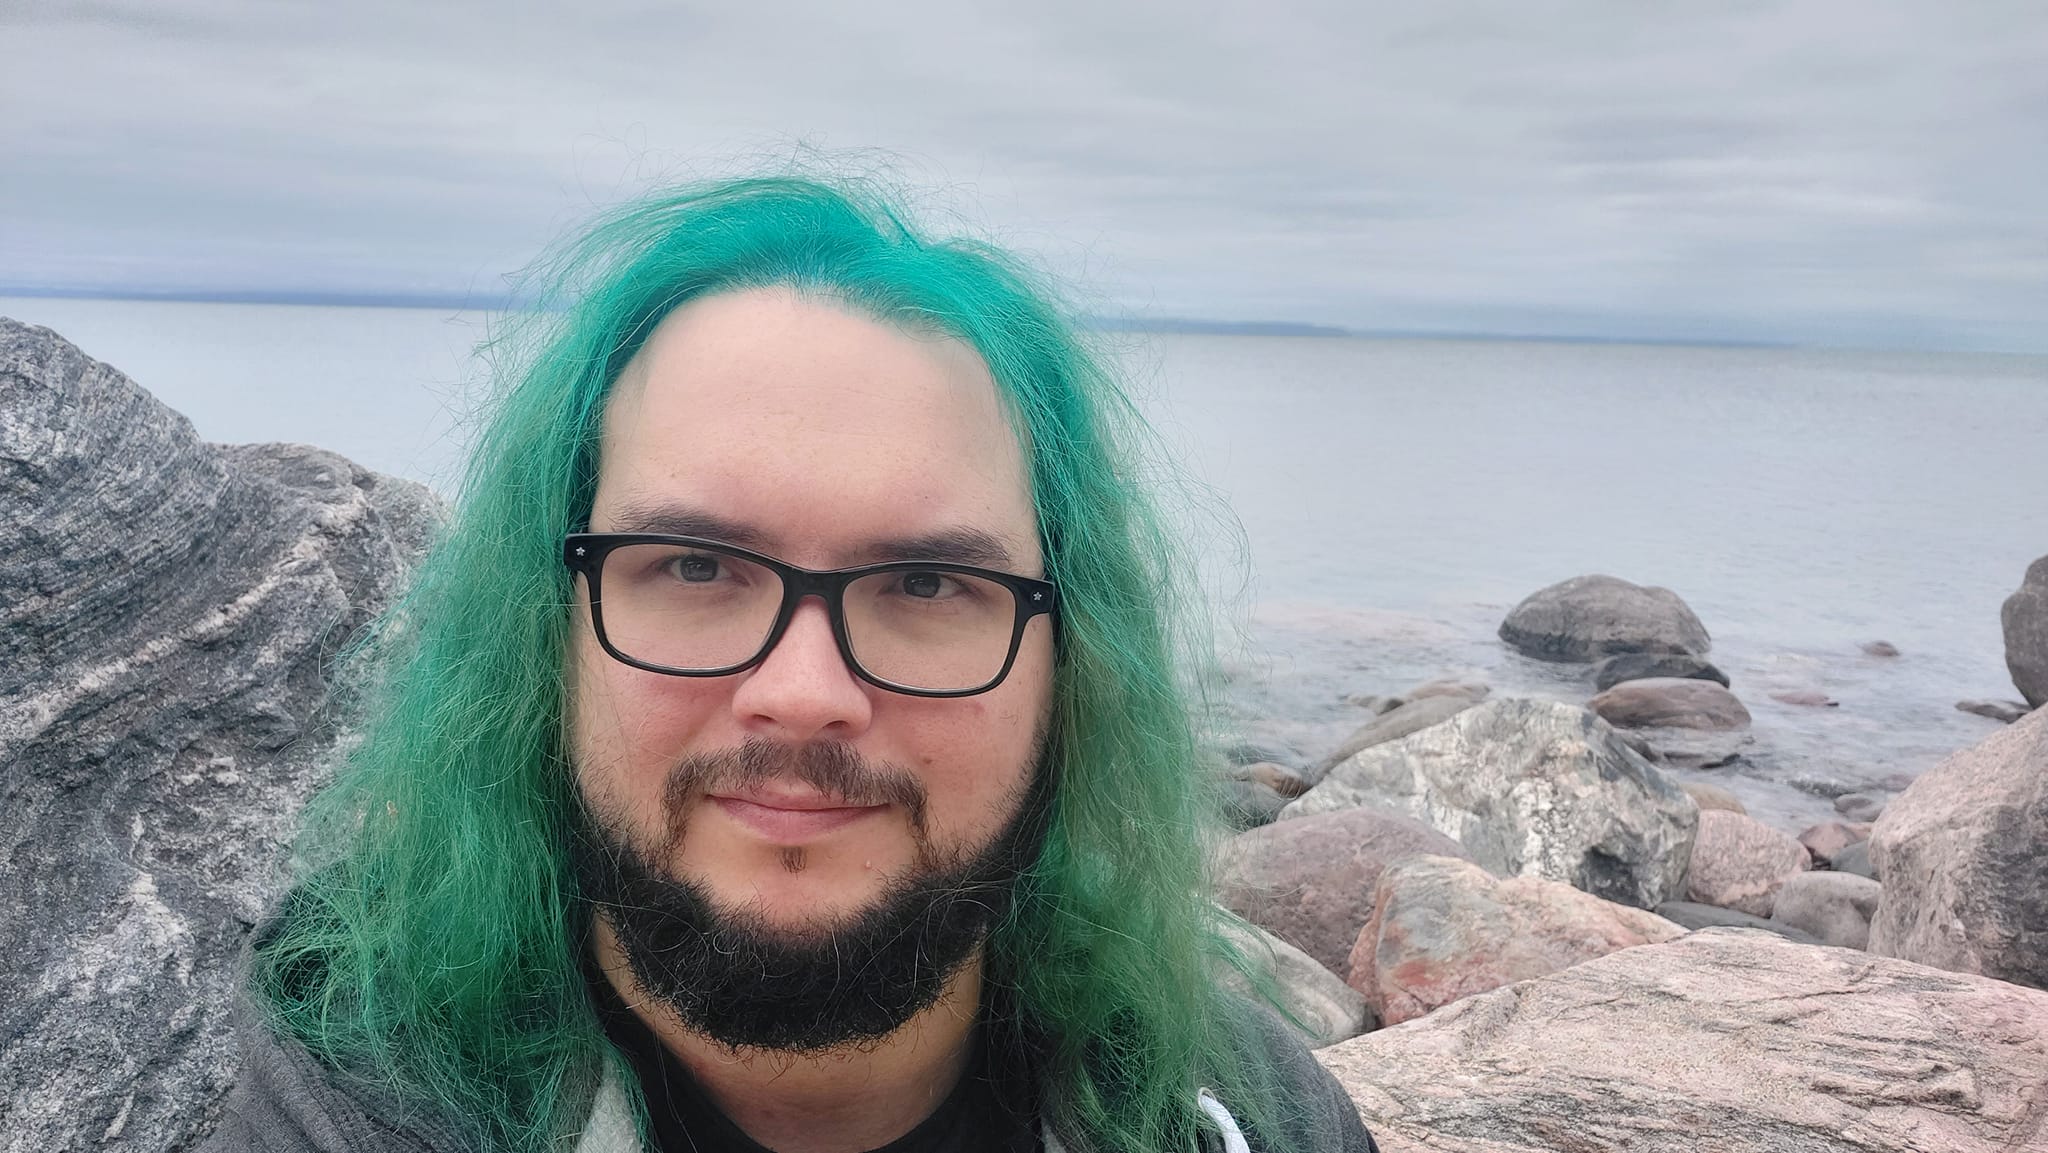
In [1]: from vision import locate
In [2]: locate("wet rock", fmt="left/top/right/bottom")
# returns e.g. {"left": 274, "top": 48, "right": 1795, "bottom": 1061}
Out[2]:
{"left": 0, "top": 319, "right": 441, "bottom": 1152}
{"left": 1498, "top": 574, "right": 1711, "bottom": 663}
{"left": 1319, "top": 929, "right": 2048, "bottom": 1153}
{"left": 1795, "top": 820, "right": 1871, "bottom": 867}
{"left": 1770, "top": 871, "right": 1882, "bottom": 949}
{"left": 1231, "top": 761, "right": 1308, "bottom": 798}
{"left": 1218, "top": 737, "right": 1299, "bottom": 768}
{"left": 1214, "top": 917, "right": 1371, "bottom": 1050}
{"left": 1214, "top": 807, "right": 1472, "bottom": 977}
{"left": 1833, "top": 791, "right": 1886, "bottom": 823}
{"left": 1592, "top": 651, "right": 1729, "bottom": 691}
{"left": 1346, "top": 855, "right": 1683, "bottom": 1027}
{"left": 1653, "top": 901, "right": 1819, "bottom": 944}
{"left": 1588, "top": 677, "right": 1751, "bottom": 731}
{"left": 1305, "top": 693, "right": 1473, "bottom": 783}
{"left": 1956, "top": 698, "right": 2032, "bottom": 724}
{"left": 1221, "top": 778, "right": 1290, "bottom": 830}
{"left": 1285, "top": 699, "right": 1698, "bottom": 909}
{"left": 1398, "top": 677, "right": 1489, "bottom": 704}
{"left": 2003, "top": 554, "right": 2048, "bottom": 708}
{"left": 1640, "top": 727, "right": 1751, "bottom": 769}
{"left": 1683, "top": 810, "right": 1811, "bottom": 917}
{"left": 1868, "top": 707, "right": 2048, "bottom": 990}
{"left": 1769, "top": 689, "right": 1839, "bottom": 707}
{"left": 1860, "top": 639, "right": 1901, "bottom": 657}
{"left": 1788, "top": 773, "right": 1859, "bottom": 799}
{"left": 1340, "top": 693, "right": 1404, "bottom": 715}
{"left": 1679, "top": 781, "right": 1746, "bottom": 815}
{"left": 1831, "top": 839, "right": 1877, "bottom": 881}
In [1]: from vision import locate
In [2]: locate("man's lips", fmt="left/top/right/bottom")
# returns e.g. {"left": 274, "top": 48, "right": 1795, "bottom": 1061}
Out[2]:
{"left": 706, "top": 790, "right": 889, "bottom": 843}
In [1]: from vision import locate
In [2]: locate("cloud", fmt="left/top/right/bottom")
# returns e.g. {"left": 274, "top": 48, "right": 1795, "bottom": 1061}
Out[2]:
{"left": 2, "top": 0, "right": 2044, "bottom": 350}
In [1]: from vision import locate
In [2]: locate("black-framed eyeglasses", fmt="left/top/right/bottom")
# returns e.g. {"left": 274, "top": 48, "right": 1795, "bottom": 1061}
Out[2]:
{"left": 563, "top": 533, "right": 1058, "bottom": 698}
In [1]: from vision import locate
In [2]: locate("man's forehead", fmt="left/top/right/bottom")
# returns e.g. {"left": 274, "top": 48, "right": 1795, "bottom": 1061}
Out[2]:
{"left": 589, "top": 288, "right": 1043, "bottom": 570}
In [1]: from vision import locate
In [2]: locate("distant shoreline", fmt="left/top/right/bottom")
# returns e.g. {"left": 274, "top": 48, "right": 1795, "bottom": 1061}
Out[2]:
{"left": 0, "top": 286, "right": 1811, "bottom": 350}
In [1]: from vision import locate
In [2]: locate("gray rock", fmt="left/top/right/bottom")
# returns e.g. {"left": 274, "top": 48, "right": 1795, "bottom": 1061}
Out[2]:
{"left": 1832, "top": 791, "right": 1886, "bottom": 823}
{"left": 2003, "top": 554, "right": 2048, "bottom": 708}
{"left": 1592, "top": 651, "right": 1729, "bottom": 691}
{"left": 1653, "top": 901, "right": 1820, "bottom": 944}
{"left": 1860, "top": 639, "right": 1901, "bottom": 657}
{"left": 1215, "top": 807, "right": 1472, "bottom": 977}
{"left": 1831, "top": 839, "right": 1877, "bottom": 880}
{"left": 1956, "top": 698, "right": 2033, "bottom": 724}
{"left": 1770, "top": 871, "right": 1883, "bottom": 949}
{"left": 1498, "top": 574, "right": 1711, "bottom": 662}
{"left": 0, "top": 318, "right": 441, "bottom": 1152}
{"left": 1214, "top": 917, "right": 1372, "bottom": 1050}
{"left": 1587, "top": 677, "right": 1751, "bottom": 731}
{"left": 1282, "top": 699, "right": 1699, "bottom": 909}
{"left": 1869, "top": 707, "right": 2048, "bottom": 990}
{"left": 1319, "top": 929, "right": 2048, "bottom": 1153}
{"left": 1306, "top": 693, "right": 1473, "bottom": 783}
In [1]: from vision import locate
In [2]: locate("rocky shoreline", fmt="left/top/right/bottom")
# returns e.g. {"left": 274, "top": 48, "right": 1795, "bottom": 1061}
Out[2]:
{"left": 4, "top": 316, "right": 2044, "bottom": 1151}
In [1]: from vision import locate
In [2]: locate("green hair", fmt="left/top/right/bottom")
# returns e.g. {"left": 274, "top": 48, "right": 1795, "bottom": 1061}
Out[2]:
{"left": 254, "top": 173, "right": 1287, "bottom": 1151}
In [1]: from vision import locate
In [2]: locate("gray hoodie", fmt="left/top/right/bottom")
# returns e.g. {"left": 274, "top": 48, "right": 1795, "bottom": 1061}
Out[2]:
{"left": 198, "top": 994, "right": 1378, "bottom": 1153}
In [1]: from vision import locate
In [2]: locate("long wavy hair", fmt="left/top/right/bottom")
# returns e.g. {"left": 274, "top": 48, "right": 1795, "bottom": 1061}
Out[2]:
{"left": 254, "top": 174, "right": 1286, "bottom": 1151}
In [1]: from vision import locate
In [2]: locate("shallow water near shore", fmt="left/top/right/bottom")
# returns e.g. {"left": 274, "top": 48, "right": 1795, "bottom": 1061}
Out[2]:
{"left": 8, "top": 297, "right": 2046, "bottom": 832}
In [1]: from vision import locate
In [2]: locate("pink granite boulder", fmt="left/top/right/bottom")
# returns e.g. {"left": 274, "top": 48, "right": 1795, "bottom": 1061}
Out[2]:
{"left": 1869, "top": 707, "right": 2048, "bottom": 989}
{"left": 1319, "top": 929, "right": 2048, "bottom": 1153}
{"left": 1346, "top": 855, "right": 1682, "bottom": 1026}
{"left": 1213, "top": 807, "right": 1472, "bottom": 977}
{"left": 1684, "top": 809, "right": 1810, "bottom": 916}
{"left": 1589, "top": 676, "right": 1752, "bottom": 731}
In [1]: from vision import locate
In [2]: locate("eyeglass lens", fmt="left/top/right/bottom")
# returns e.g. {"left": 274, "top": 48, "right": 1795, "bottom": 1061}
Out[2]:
{"left": 595, "top": 541, "right": 1020, "bottom": 692}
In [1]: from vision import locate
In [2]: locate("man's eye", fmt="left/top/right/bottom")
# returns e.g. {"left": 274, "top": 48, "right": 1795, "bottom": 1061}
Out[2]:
{"left": 901, "top": 571, "right": 946, "bottom": 598}
{"left": 672, "top": 554, "right": 721, "bottom": 582}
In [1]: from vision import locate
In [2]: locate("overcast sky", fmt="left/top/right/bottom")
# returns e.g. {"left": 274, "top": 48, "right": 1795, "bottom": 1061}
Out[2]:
{"left": 4, "top": 1, "right": 2045, "bottom": 351}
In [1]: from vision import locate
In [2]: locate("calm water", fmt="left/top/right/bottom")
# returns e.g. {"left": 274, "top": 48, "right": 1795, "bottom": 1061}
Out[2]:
{"left": 9, "top": 297, "right": 2046, "bottom": 831}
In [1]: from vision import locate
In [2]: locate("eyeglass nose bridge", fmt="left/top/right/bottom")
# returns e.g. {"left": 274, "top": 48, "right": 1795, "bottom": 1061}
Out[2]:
{"left": 752, "top": 568, "right": 864, "bottom": 675}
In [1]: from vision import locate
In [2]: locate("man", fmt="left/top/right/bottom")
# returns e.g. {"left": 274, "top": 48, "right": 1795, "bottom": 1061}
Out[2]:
{"left": 204, "top": 176, "right": 1377, "bottom": 1153}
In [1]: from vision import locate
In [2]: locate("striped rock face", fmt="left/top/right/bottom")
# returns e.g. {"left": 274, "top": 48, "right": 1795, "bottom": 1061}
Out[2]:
{"left": 0, "top": 318, "right": 442, "bottom": 1151}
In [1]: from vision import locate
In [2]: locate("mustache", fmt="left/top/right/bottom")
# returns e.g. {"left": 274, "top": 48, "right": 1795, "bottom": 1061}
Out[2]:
{"left": 661, "top": 737, "right": 931, "bottom": 847}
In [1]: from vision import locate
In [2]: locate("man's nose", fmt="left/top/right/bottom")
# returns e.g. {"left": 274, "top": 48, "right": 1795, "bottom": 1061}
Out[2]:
{"left": 729, "top": 597, "right": 874, "bottom": 742}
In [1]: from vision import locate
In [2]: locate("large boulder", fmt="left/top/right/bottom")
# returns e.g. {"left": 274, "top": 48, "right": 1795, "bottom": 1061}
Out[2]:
{"left": 0, "top": 320, "right": 441, "bottom": 1150}
{"left": 1498, "top": 574, "right": 1711, "bottom": 662}
{"left": 1305, "top": 694, "right": 1473, "bottom": 784}
{"left": 1683, "top": 810, "right": 1811, "bottom": 917}
{"left": 1346, "top": 855, "right": 1683, "bottom": 1027}
{"left": 1214, "top": 807, "right": 1472, "bottom": 977}
{"left": 1868, "top": 707, "right": 2048, "bottom": 989}
{"left": 1282, "top": 699, "right": 1699, "bottom": 909}
{"left": 2004, "top": 554, "right": 2048, "bottom": 707}
{"left": 1319, "top": 929, "right": 2048, "bottom": 1153}
{"left": 1213, "top": 917, "right": 1371, "bottom": 1050}
{"left": 1587, "top": 677, "right": 1751, "bottom": 731}
{"left": 1592, "top": 651, "right": 1728, "bottom": 691}
{"left": 1769, "top": 871, "right": 1882, "bottom": 949}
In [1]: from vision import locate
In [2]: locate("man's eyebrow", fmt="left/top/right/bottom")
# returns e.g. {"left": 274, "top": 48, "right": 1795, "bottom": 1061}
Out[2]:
{"left": 599, "top": 501, "right": 1024, "bottom": 570}
{"left": 846, "top": 527, "right": 1021, "bottom": 570}
{"left": 601, "top": 501, "right": 772, "bottom": 550}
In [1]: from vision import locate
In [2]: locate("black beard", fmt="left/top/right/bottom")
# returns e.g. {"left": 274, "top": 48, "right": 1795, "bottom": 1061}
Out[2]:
{"left": 571, "top": 737, "right": 1049, "bottom": 1053}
